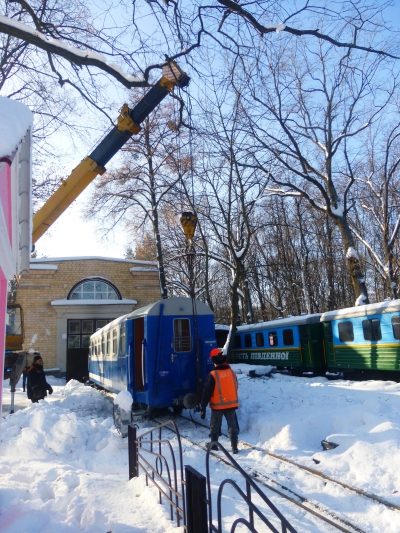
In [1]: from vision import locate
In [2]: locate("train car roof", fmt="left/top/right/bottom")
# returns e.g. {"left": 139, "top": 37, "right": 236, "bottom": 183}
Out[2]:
{"left": 236, "top": 313, "right": 322, "bottom": 331}
{"left": 91, "top": 313, "right": 129, "bottom": 336}
{"left": 321, "top": 299, "right": 400, "bottom": 321}
{"left": 125, "top": 297, "right": 214, "bottom": 319}
{"left": 215, "top": 324, "right": 230, "bottom": 330}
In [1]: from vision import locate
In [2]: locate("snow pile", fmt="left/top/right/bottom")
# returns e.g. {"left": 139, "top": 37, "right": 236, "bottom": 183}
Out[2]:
{"left": 1, "top": 368, "right": 400, "bottom": 531}
{"left": 114, "top": 390, "right": 133, "bottom": 412}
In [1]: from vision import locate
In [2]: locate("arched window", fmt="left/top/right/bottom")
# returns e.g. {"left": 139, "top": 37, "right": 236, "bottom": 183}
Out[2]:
{"left": 68, "top": 278, "right": 121, "bottom": 300}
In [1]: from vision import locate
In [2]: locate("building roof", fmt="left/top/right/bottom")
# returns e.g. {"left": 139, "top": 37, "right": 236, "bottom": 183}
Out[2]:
{"left": 30, "top": 256, "right": 157, "bottom": 264}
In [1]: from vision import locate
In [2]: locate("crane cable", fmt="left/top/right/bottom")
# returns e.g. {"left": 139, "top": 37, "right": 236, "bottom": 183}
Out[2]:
{"left": 178, "top": 85, "right": 203, "bottom": 407}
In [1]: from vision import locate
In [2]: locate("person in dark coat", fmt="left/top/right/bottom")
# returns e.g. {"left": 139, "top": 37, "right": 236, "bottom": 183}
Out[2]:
{"left": 27, "top": 354, "right": 53, "bottom": 403}
{"left": 201, "top": 348, "right": 239, "bottom": 454}
{"left": 22, "top": 365, "right": 29, "bottom": 392}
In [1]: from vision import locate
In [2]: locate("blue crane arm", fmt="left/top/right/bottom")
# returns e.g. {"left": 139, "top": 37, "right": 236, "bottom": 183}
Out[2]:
{"left": 32, "top": 62, "right": 189, "bottom": 244}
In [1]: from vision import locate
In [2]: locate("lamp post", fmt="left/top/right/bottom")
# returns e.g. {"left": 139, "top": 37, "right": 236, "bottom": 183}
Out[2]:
{"left": 180, "top": 212, "right": 197, "bottom": 298}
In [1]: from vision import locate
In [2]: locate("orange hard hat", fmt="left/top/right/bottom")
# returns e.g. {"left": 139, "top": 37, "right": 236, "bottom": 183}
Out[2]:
{"left": 210, "top": 348, "right": 223, "bottom": 358}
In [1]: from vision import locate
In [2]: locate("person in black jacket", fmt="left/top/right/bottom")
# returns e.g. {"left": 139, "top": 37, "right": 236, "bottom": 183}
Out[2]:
{"left": 22, "top": 365, "right": 29, "bottom": 392}
{"left": 27, "top": 354, "right": 53, "bottom": 403}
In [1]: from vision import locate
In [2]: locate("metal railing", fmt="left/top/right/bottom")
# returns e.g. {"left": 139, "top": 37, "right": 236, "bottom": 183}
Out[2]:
{"left": 128, "top": 421, "right": 186, "bottom": 528}
{"left": 128, "top": 423, "right": 298, "bottom": 533}
{"left": 205, "top": 442, "right": 298, "bottom": 533}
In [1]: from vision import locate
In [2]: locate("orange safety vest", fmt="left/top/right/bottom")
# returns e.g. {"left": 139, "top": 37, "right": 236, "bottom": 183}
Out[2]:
{"left": 209, "top": 367, "right": 238, "bottom": 410}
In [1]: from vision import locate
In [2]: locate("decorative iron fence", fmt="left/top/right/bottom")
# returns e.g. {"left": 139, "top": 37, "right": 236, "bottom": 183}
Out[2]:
{"left": 128, "top": 422, "right": 298, "bottom": 533}
{"left": 128, "top": 421, "right": 186, "bottom": 528}
{"left": 205, "top": 442, "right": 298, "bottom": 533}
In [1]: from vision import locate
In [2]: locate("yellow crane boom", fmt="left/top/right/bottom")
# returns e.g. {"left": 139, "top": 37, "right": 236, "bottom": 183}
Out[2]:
{"left": 32, "top": 62, "right": 189, "bottom": 244}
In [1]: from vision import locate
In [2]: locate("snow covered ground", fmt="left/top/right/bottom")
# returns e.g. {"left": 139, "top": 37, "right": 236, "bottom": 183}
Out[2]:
{"left": 1, "top": 365, "right": 400, "bottom": 532}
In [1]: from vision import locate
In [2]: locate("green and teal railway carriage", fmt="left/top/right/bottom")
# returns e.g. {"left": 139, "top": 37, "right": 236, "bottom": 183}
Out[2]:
{"left": 230, "top": 314, "right": 326, "bottom": 375}
{"left": 321, "top": 299, "right": 400, "bottom": 379}
{"left": 230, "top": 300, "right": 400, "bottom": 379}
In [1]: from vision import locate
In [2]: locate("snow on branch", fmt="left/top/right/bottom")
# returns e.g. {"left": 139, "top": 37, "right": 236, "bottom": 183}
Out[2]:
{"left": 215, "top": 0, "right": 400, "bottom": 60}
{"left": 346, "top": 246, "right": 360, "bottom": 261}
{"left": 389, "top": 215, "right": 400, "bottom": 249}
{"left": 0, "top": 16, "right": 149, "bottom": 88}
{"left": 355, "top": 294, "right": 369, "bottom": 306}
{"left": 349, "top": 227, "right": 385, "bottom": 272}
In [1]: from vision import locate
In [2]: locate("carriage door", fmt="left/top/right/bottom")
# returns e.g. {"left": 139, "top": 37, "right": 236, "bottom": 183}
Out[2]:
{"left": 299, "top": 325, "right": 310, "bottom": 368}
{"left": 172, "top": 318, "right": 194, "bottom": 391}
{"left": 133, "top": 318, "right": 145, "bottom": 391}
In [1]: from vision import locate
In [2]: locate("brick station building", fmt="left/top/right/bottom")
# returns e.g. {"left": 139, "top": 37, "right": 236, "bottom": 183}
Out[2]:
{"left": 16, "top": 256, "right": 161, "bottom": 381}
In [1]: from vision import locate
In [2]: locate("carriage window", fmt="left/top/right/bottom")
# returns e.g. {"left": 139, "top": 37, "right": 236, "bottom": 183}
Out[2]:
{"left": 268, "top": 331, "right": 278, "bottom": 346}
{"left": 112, "top": 329, "right": 118, "bottom": 355}
{"left": 256, "top": 332, "right": 264, "bottom": 347}
{"left": 120, "top": 324, "right": 126, "bottom": 354}
{"left": 362, "top": 319, "right": 381, "bottom": 341}
{"left": 392, "top": 316, "right": 400, "bottom": 340}
{"left": 102, "top": 335, "right": 106, "bottom": 356}
{"left": 106, "top": 331, "right": 111, "bottom": 356}
{"left": 234, "top": 335, "right": 241, "bottom": 348}
{"left": 173, "top": 319, "right": 192, "bottom": 352}
{"left": 244, "top": 334, "right": 252, "bottom": 348}
{"left": 338, "top": 322, "right": 354, "bottom": 342}
{"left": 283, "top": 329, "right": 294, "bottom": 346}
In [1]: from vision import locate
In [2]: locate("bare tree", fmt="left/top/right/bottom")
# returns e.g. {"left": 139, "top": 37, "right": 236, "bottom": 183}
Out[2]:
{"left": 349, "top": 117, "right": 400, "bottom": 298}
{"left": 233, "top": 15, "right": 399, "bottom": 304}
{"left": 87, "top": 94, "right": 190, "bottom": 298}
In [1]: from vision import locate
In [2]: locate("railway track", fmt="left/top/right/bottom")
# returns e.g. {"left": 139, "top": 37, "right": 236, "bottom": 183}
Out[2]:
{"left": 178, "top": 414, "right": 400, "bottom": 512}
{"left": 149, "top": 413, "right": 398, "bottom": 533}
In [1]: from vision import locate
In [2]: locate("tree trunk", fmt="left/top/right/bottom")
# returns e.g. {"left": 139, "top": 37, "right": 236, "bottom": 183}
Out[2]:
{"left": 335, "top": 216, "right": 369, "bottom": 305}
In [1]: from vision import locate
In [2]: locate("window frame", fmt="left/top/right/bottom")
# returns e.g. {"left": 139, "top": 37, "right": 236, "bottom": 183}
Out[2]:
{"left": 338, "top": 321, "right": 354, "bottom": 342}
{"left": 67, "top": 278, "right": 121, "bottom": 301}
{"left": 112, "top": 329, "right": 118, "bottom": 356}
{"left": 362, "top": 318, "right": 382, "bottom": 341}
{"left": 283, "top": 329, "right": 294, "bottom": 346}
{"left": 255, "top": 332, "right": 264, "bottom": 347}
{"left": 173, "top": 318, "right": 192, "bottom": 352}
{"left": 268, "top": 331, "right": 278, "bottom": 347}
{"left": 244, "top": 334, "right": 252, "bottom": 348}
{"left": 120, "top": 323, "right": 126, "bottom": 355}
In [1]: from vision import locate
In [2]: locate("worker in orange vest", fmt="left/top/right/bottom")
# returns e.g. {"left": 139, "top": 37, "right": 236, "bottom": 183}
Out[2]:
{"left": 200, "top": 348, "right": 239, "bottom": 454}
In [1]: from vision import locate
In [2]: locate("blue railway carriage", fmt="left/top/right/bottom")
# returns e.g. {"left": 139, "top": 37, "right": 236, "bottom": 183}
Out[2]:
{"left": 88, "top": 297, "right": 216, "bottom": 416}
{"left": 321, "top": 299, "right": 400, "bottom": 379}
{"left": 230, "top": 314, "right": 326, "bottom": 375}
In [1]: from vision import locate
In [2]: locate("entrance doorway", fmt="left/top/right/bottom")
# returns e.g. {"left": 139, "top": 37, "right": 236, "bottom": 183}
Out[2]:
{"left": 66, "top": 318, "right": 112, "bottom": 382}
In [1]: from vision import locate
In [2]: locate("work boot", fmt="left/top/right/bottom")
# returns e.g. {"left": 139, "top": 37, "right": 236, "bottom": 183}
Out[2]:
{"left": 209, "top": 434, "right": 219, "bottom": 451}
{"left": 231, "top": 434, "right": 238, "bottom": 454}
